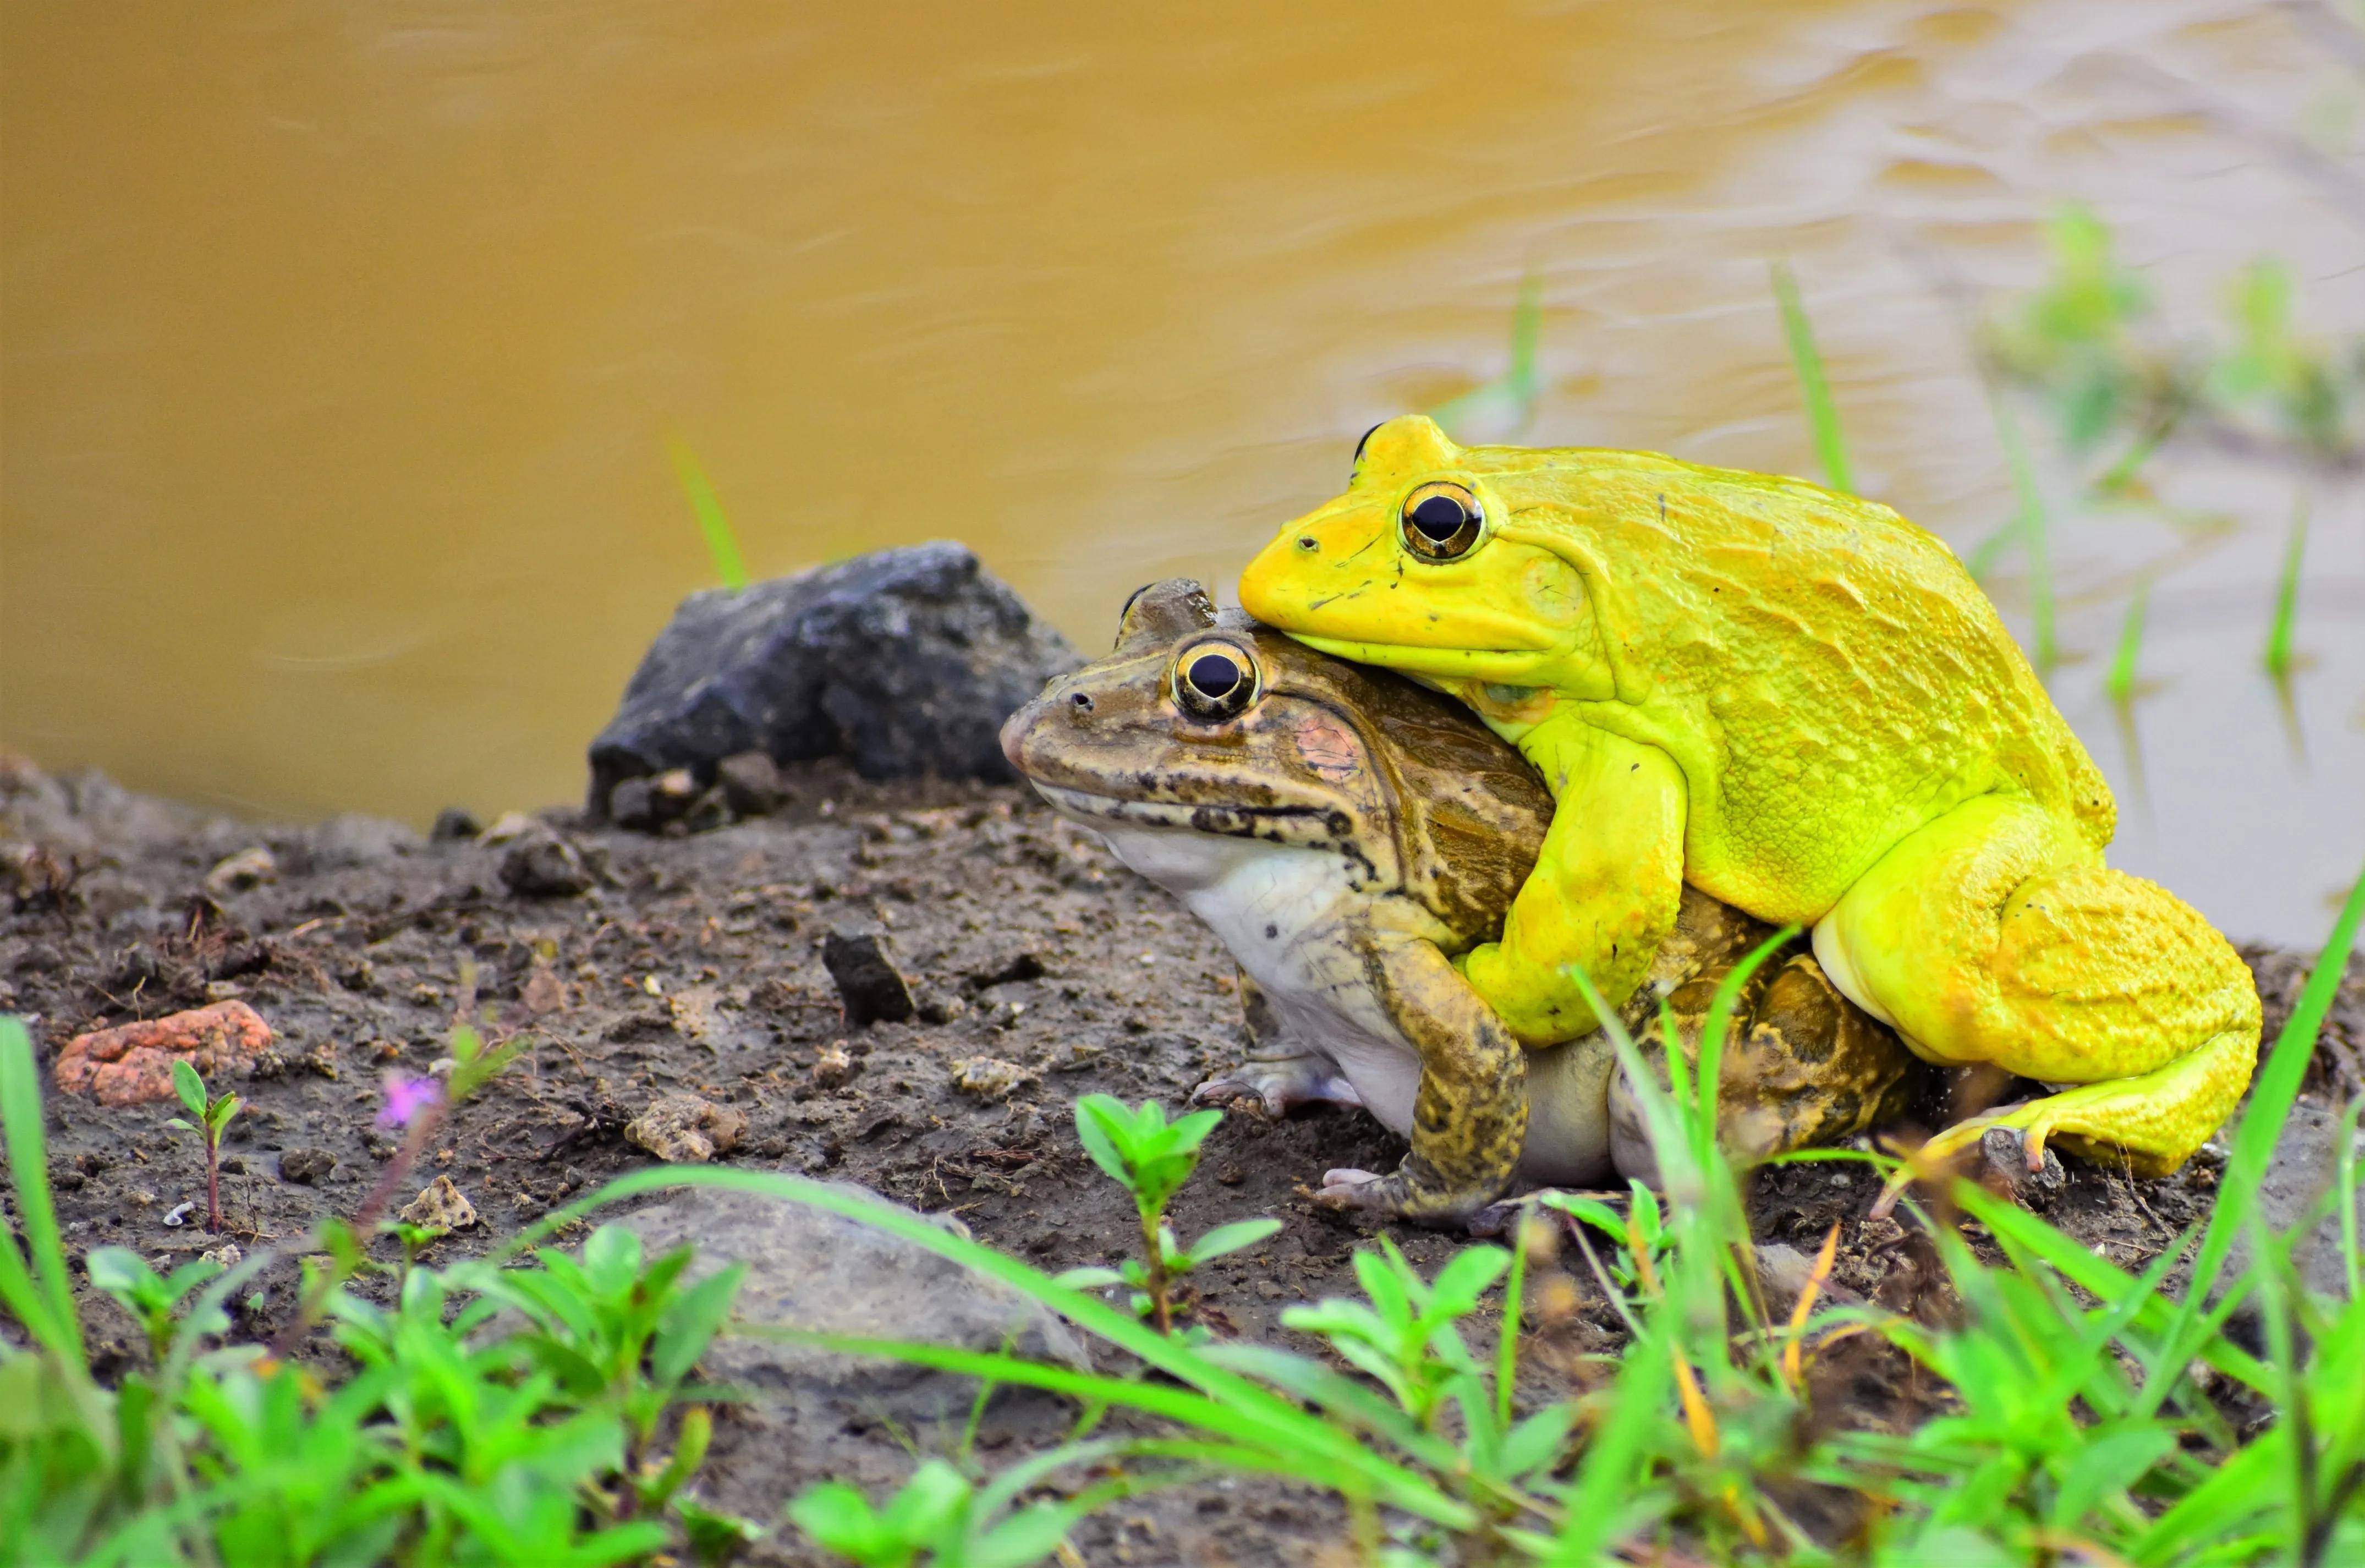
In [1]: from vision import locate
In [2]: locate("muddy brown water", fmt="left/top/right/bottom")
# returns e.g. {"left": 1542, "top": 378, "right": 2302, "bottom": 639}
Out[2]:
{"left": 3, "top": 1, "right": 2362, "bottom": 947}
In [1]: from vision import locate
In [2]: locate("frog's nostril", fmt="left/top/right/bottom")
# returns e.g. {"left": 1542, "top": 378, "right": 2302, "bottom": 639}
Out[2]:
{"left": 1296, "top": 536, "right": 1318, "bottom": 552}
{"left": 1068, "top": 692, "right": 1094, "bottom": 715}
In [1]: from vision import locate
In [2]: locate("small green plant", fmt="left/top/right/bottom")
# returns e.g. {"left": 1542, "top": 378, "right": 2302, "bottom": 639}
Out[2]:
{"left": 83, "top": 1248, "right": 227, "bottom": 1366}
{"left": 163, "top": 1059, "right": 240, "bottom": 1234}
{"left": 789, "top": 1457, "right": 1079, "bottom": 1568}
{"left": 1545, "top": 1180, "right": 1669, "bottom": 1295}
{"left": 667, "top": 436, "right": 750, "bottom": 592}
{"left": 2107, "top": 573, "right": 2151, "bottom": 703}
{"left": 1773, "top": 259, "right": 1855, "bottom": 494}
{"left": 1062, "top": 1095, "right": 1276, "bottom": 1336}
{"left": 1429, "top": 259, "right": 1546, "bottom": 441}
{"left": 2267, "top": 496, "right": 2308, "bottom": 680}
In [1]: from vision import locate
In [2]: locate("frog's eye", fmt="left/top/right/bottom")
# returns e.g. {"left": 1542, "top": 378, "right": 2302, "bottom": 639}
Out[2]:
{"left": 1172, "top": 641, "right": 1259, "bottom": 721}
{"left": 1399, "top": 481, "right": 1484, "bottom": 561}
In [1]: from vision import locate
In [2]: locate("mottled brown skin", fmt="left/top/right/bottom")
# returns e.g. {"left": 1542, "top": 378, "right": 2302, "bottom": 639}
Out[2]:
{"left": 1002, "top": 579, "right": 1920, "bottom": 1222}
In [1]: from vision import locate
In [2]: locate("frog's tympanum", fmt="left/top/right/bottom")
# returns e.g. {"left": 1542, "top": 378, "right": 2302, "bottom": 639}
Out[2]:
{"left": 1237, "top": 415, "right": 2261, "bottom": 1179}
{"left": 999, "top": 579, "right": 1919, "bottom": 1222}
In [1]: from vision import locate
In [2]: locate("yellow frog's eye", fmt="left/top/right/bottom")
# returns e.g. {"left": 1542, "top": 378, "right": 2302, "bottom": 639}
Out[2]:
{"left": 1172, "top": 641, "right": 1259, "bottom": 721}
{"left": 1399, "top": 481, "right": 1484, "bottom": 561}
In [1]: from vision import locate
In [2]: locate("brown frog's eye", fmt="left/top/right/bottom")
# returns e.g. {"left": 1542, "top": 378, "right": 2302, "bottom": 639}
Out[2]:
{"left": 1400, "top": 481, "right": 1484, "bottom": 561}
{"left": 1172, "top": 641, "right": 1259, "bottom": 721}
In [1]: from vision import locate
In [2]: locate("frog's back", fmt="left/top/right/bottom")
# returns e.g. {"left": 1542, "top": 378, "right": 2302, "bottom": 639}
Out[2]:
{"left": 1481, "top": 446, "right": 2114, "bottom": 922}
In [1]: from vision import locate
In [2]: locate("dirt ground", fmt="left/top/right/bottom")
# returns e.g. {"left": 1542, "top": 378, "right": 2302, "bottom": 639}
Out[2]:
{"left": 4, "top": 754, "right": 2361, "bottom": 1565}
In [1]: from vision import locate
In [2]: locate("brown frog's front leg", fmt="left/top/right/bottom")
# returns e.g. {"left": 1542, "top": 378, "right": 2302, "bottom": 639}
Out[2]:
{"left": 1192, "top": 969, "right": 1366, "bottom": 1116}
{"left": 1608, "top": 947, "right": 1924, "bottom": 1181}
{"left": 1316, "top": 937, "right": 1527, "bottom": 1226}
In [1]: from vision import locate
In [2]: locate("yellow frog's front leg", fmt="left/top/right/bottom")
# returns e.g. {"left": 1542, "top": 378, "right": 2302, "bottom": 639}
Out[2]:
{"left": 1456, "top": 715, "right": 1688, "bottom": 1045}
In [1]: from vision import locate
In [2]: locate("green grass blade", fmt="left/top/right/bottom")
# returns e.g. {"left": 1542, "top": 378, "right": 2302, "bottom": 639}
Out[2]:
{"left": 2106, "top": 577, "right": 2149, "bottom": 702}
{"left": 0, "top": 1017, "right": 80, "bottom": 1363}
{"left": 2161, "top": 858, "right": 2365, "bottom": 1391}
{"left": 1989, "top": 391, "right": 2057, "bottom": 675}
{"left": 2265, "top": 497, "right": 2306, "bottom": 679}
{"left": 1429, "top": 260, "right": 1546, "bottom": 440}
{"left": 665, "top": 437, "right": 750, "bottom": 592}
{"left": 1771, "top": 261, "right": 1853, "bottom": 495}
{"left": 493, "top": 1165, "right": 1477, "bottom": 1528}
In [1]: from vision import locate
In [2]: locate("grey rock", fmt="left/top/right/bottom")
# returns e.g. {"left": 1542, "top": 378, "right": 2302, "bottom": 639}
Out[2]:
{"left": 1977, "top": 1126, "right": 2067, "bottom": 1211}
{"left": 618, "top": 1181, "right": 1089, "bottom": 1419}
{"left": 682, "top": 788, "right": 733, "bottom": 835}
{"left": 586, "top": 542, "right": 1079, "bottom": 813}
{"left": 823, "top": 930, "right": 915, "bottom": 1028}
{"left": 2247, "top": 1101, "right": 2364, "bottom": 1301}
{"left": 310, "top": 813, "right": 424, "bottom": 870}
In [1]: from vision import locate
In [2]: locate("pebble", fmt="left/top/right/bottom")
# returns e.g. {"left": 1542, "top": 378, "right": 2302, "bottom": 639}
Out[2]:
{"left": 54, "top": 1000, "right": 273, "bottom": 1106}
{"left": 398, "top": 1176, "right": 479, "bottom": 1231}
{"left": 1977, "top": 1126, "right": 2067, "bottom": 1210}
{"left": 430, "top": 807, "right": 481, "bottom": 842}
{"left": 821, "top": 929, "right": 915, "bottom": 1027}
{"left": 625, "top": 1092, "right": 749, "bottom": 1163}
{"left": 813, "top": 1041, "right": 858, "bottom": 1088}
{"left": 500, "top": 827, "right": 593, "bottom": 897}
{"left": 950, "top": 1056, "right": 1034, "bottom": 1101}
{"left": 477, "top": 810, "right": 540, "bottom": 846}
{"left": 717, "top": 751, "right": 786, "bottom": 816}
{"left": 202, "top": 847, "right": 277, "bottom": 896}
{"left": 278, "top": 1147, "right": 337, "bottom": 1185}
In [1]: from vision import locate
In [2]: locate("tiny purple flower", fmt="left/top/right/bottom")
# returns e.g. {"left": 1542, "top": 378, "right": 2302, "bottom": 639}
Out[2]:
{"left": 377, "top": 1071, "right": 443, "bottom": 1129}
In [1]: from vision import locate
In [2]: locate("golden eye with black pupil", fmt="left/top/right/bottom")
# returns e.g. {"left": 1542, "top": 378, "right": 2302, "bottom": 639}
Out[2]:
{"left": 1400, "top": 480, "right": 1483, "bottom": 561}
{"left": 1173, "top": 642, "right": 1258, "bottom": 721}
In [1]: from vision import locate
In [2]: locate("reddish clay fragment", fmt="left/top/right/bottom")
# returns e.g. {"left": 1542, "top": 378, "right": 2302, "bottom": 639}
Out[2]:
{"left": 54, "top": 1001, "right": 272, "bottom": 1106}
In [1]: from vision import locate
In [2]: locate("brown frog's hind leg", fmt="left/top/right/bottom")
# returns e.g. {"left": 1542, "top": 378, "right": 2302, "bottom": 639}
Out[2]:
{"left": 1192, "top": 968, "right": 1366, "bottom": 1115}
{"left": 1315, "top": 938, "right": 1527, "bottom": 1227}
{"left": 1609, "top": 945, "right": 1924, "bottom": 1182}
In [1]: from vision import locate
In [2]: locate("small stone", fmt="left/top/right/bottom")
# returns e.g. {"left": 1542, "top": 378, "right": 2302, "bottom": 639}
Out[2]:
{"left": 682, "top": 787, "right": 733, "bottom": 834}
{"left": 279, "top": 1148, "right": 337, "bottom": 1185}
{"left": 717, "top": 751, "right": 785, "bottom": 816}
{"left": 950, "top": 1056, "right": 1034, "bottom": 1101}
{"left": 200, "top": 1243, "right": 243, "bottom": 1270}
{"left": 479, "top": 810, "right": 540, "bottom": 846}
{"left": 522, "top": 964, "right": 566, "bottom": 1016}
{"left": 398, "top": 1176, "right": 479, "bottom": 1231}
{"left": 625, "top": 1092, "right": 749, "bottom": 1163}
{"left": 608, "top": 776, "right": 657, "bottom": 830}
{"left": 649, "top": 769, "right": 700, "bottom": 821}
{"left": 1977, "top": 1127, "right": 2067, "bottom": 1210}
{"left": 821, "top": 930, "right": 914, "bottom": 1028}
{"left": 203, "top": 847, "right": 277, "bottom": 897}
{"left": 813, "top": 1041, "right": 857, "bottom": 1088}
{"left": 917, "top": 991, "right": 969, "bottom": 1026}
{"left": 301, "top": 1043, "right": 341, "bottom": 1080}
{"left": 501, "top": 827, "right": 593, "bottom": 897}
{"left": 431, "top": 808, "right": 482, "bottom": 842}
{"left": 54, "top": 1000, "right": 273, "bottom": 1106}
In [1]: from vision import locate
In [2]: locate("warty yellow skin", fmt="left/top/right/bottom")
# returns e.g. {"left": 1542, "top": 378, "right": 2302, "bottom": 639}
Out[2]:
{"left": 1237, "top": 415, "right": 2260, "bottom": 1176}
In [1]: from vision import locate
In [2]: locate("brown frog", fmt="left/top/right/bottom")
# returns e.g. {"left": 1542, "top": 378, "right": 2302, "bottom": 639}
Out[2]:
{"left": 999, "top": 579, "right": 1920, "bottom": 1224}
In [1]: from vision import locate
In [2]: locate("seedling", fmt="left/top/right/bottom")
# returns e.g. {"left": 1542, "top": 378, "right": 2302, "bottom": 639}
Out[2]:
{"left": 1544, "top": 1180, "right": 1671, "bottom": 1295}
{"left": 1772, "top": 260, "right": 1854, "bottom": 495}
{"left": 164, "top": 1059, "right": 241, "bottom": 1234}
{"left": 2106, "top": 574, "right": 2151, "bottom": 703}
{"left": 83, "top": 1247, "right": 227, "bottom": 1364}
{"left": 667, "top": 436, "right": 750, "bottom": 591}
{"left": 791, "top": 1459, "right": 1061, "bottom": 1568}
{"left": 1428, "top": 258, "right": 1545, "bottom": 441}
{"left": 2266, "top": 497, "right": 2307, "bottom": 680}
{"left": 1063, "top": 1095, "right": 1276, "bottom": 1335}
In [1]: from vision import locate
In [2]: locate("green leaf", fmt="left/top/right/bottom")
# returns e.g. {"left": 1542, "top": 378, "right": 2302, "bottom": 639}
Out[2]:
{"left": 1182, "top": 1218, "right": 1279, "bottom": 1268}
{"left": 654, "top": 1263, "right": 746, "bottom": 1389}
{"left": 969, "top": 1500, "right": 1077, "bottom": 1568}
{"left": 172, "top": 1059, "right": 207, "bottom": 1121}
{"left": 1050, "top": 1266, "right": 1124, "bottom": 1291}
{"left": 1772, "top": 260, "right": 1853, "bottom": 494}
{"left": 84, "top": 1246, "right": 158, "bottom": 1302}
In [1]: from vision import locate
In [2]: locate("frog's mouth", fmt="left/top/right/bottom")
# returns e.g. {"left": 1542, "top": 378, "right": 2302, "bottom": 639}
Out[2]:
{"left": 1028, "top": 783, "right": 1346, "bottom": 844}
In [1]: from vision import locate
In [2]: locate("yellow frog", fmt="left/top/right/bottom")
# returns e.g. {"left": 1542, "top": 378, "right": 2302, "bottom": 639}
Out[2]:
{"left": 1238, "top": 414, "right": 2260, "bottom": 1177}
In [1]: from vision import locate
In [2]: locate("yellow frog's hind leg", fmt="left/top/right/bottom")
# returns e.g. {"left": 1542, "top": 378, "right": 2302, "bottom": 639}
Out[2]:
{"left": 1812, "top": 793, "right": 2261, "bottom": 1184}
